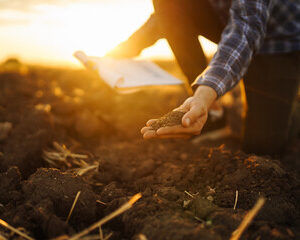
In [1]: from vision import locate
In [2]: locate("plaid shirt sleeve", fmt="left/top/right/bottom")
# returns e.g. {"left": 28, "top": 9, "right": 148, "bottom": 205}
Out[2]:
{"left": 192, "top": 0, "right": 271, "bottom": 97}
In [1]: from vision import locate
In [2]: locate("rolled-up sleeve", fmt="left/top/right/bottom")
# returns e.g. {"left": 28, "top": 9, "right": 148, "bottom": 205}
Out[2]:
{"left": 192, "top": 0, "right": 270, "bottom": 97}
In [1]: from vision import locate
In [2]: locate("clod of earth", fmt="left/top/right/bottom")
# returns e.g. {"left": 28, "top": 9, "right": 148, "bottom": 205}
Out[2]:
{"left": 149, "top": 111, "right": 186, "bottom": 130}
{"left": 187, "top": 197, "right": 217, "bottom": 220}
{"left": 0, "top": 122, "right": 12, "bottom": 141}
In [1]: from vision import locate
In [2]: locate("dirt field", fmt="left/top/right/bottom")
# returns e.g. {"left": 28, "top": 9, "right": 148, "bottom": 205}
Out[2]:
{"left": 0, "top": 60, "right": 299, "bottom": 240}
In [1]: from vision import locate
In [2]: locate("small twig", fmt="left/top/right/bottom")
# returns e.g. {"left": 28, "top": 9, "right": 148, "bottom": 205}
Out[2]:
{"left": 0, "top": 219, "right": 34, "bottom": 240}
{"left": 194, "top": 217, "right": 205, "bottom": 223}
{"left": 233, "top": 190, "right": 239, "bottom": 210}
{"left": 96, "top": 200, "right": 107, "bottom": 206}
{"left": 184, "top": 191, "right": 195, "bottom": 199}
{"left": 66, "top": 191, "right": 81, "bottom": 223}
{"left": 43, "top": 142, "right": 89, "bottom": 169}
{"left": 99, "top": 226, "right": 103, "bottom": 240}
{"left": 136, "top": 234, "right": 148, "bottom": 240}
{"left": 79, "top": 235, "right": 103, "bottom": 240}
{"left": 69, "top": 193, "right": 142, "bottom": 240}
{"left": 230, "top": 198, "right": 266, "bottom": 240}
{"left": 103, "top": 232, "right": 113, "bottom": 240}
{"left": 0, "top": 233, "right": 7, "bottom": 240}
{"left": 76, "top": 164, "right": 98, "bottom": 176}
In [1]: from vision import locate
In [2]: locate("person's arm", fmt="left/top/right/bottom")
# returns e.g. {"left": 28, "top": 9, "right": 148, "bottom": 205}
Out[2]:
{"left": 106, "top": 14, "right": 161, "bottom": 58}
{"left": 192, "top": 0, "right": 271, "bottom": 97}
{"left": 141, "top": 0, "right": 271, "bottom": 139}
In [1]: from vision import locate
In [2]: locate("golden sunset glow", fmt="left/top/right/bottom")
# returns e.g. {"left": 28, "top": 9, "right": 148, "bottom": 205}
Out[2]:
{"left": 0, "top": 0, "right": 217, "bottom": 67}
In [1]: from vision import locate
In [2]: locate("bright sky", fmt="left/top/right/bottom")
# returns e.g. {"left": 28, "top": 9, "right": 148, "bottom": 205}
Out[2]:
{"left": 0, "top": 0, "right": 217, "bottom": 67}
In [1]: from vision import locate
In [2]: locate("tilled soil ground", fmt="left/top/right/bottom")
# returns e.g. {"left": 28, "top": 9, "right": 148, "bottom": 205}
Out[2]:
{"left": 0, "top": 61, "right": 299, "bottom": 240}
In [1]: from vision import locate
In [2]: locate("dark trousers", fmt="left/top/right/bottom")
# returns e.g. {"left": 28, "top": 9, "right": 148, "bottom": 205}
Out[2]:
{"left": 243, "top": 52, "right": 300, "bottom": 156}
{"left": 153, "top": 0, "right": 300, "bottom": 155}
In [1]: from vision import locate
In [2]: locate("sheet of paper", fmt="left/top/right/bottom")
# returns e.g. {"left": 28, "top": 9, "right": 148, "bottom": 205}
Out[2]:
{"left": 74, "top": 51, "right": 183, "bottom": 89}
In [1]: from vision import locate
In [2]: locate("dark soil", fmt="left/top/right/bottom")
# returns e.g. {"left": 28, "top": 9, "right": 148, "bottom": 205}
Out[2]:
{"left": 149, "top": 111, "right": 185, "bottom": 130}
{"left": 0, "top": 62, "right": 299, "bottom": 240}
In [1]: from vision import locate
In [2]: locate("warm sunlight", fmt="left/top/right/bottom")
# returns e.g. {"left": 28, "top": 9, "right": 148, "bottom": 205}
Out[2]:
{"left": 0, "top": 0, "right": 217, "bottom": 67}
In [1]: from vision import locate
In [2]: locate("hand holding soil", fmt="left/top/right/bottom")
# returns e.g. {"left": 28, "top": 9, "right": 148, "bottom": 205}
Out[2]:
{"left": 141, "top": 85, "right": 217, "bottom": 139}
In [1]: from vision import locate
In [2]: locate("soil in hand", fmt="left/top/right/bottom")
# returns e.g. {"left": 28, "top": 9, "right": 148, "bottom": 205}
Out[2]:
{"left": 150, "top": 111, "right": 186, "bottom": 130}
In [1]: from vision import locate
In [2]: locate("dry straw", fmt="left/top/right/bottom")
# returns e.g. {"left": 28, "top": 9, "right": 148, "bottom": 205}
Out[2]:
{"left": 43, "top": 142, "right": 99, "bottom": 177}
{"left": 230, "top": 198, "right": 266, "bottom": 240}
{"left": 66, "top": 191, "right": 81, "bottom": 223}
{"left": 0, "top": 233, "right": 7, "bottom": 240}
{"left": 69, "top": 193, "right": 142, "bottom": 240}
{"left": 233, "top": 190, "right": 239, "bottom": 210}
{"left": 0, "top": 219, "right": 34, "bottom": 240}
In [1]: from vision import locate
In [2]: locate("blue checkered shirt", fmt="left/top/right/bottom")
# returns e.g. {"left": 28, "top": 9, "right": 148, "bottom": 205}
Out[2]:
{"left": 193, "top": 0, "right": 300, "bottom": 97}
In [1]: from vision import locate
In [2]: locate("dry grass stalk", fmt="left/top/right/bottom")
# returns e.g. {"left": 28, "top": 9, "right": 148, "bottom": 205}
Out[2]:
{"left": 98, "top": 228, "right": 113, "bottom": 240}
{"left": 99, "top": 226, "right": 103, "bottom": 240}
{"left": 76, "top": 164, "right": 98, "bottom": 176}
{"left": 230, "top": 198, "right": 266, "bottom": 240}
{"left": 43, "top": 142, "right": 88, "bottom": 168}
{"left": 50, "top": 235, "right": 69, "bottom": 240}
{"left": 136, "top": 234, "right": 148, "bottom": 240}
{"left": 233, "top": 190, "right": 239, "bottom": 210}
{"left": 184, "top": 191, "right": 195, "bottom": 199}
{"left": 0, "top": 233, "right": 7, "bottom": 240}
{"left": 43, "top": 142, "right": 100, "bottom": 177}
{"left": 103, "top": 232, "right": 113, "bottom": 240}
{"left": 0, "top": 219, "right": 34, "bottom": 240}
{"left": 79, "top": 235, "right": 103, "bottom": 240}
{"left": 69, "top": 193, "right": 142, "bottom": 240}
{"left": 66, "top": 191, "right": 81, "bottom": 223}
{"left": 96, "top": 200, "right": 107, "bottom": 206}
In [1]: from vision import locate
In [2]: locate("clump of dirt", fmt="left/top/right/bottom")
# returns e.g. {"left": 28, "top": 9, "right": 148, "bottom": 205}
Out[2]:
{"left": 150, "top": 111, "right": 185, "bottom": 130}
{"left": 22, "top": 168, "right": 99, "bottom": 227}
{"left": 187, "top": 197, "right": 217, "bottom": 220}
{"left": 0, "top": 109, "right": 53, "bottom": 177}
{"left": 0, "top": 167, "right": 22, "bottom": 205}
{"left": 1, "top": 168, "right": 101, "bottom": 239}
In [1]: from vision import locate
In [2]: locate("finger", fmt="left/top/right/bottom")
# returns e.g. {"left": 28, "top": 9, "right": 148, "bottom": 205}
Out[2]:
{"left": 141, "top": 126, "right": 153, "bottom": 134}
{"left": 173, "top": 106, "right": 187, "bottom": 112}
{"left": 173, "top": 98, "right": 193, "bottom": 112}
{"left": 146, "top": 119, "right": 158, "bottom": 127}
{"left": 182, "top": 105, "right": 206, "bottom": 127}
{"left": 143, "top": 130, "right": 157, "bottom": 139}
{"left": 156, "top": 124, "right": 202, "bottom": 135}
{"left": 156, "top": 134, "right": 192, "bottom": 139}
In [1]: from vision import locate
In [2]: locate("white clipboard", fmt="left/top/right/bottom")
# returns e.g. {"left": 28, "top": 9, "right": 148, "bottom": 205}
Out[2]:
{"left": 74, "top": 51, "right": 183, "bottom": 90}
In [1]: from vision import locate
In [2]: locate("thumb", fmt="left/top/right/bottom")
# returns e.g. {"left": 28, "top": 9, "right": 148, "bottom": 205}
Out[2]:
{"left": 182, "top": 104, "right": 206, "bottom": 127}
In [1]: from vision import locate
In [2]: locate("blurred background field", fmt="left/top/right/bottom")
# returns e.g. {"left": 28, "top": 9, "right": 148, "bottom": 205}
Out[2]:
{"left": 0, "top": 0, "right": 217, "bottom": 67}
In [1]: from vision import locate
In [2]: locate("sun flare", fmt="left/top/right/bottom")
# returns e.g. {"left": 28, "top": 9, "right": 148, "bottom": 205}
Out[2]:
{"left": 0, "top": 0, "right": 217, "bottom": 67}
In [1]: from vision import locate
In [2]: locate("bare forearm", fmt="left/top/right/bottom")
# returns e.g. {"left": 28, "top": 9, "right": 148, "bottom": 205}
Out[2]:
{"left": 106, "top": 14, "right": 161, "bottom": 58}
{"left": 193, "top": 85, "right": 217, "bottom": 109}
{"left": 126, "top": 14, "right": 161, "bottom": 52}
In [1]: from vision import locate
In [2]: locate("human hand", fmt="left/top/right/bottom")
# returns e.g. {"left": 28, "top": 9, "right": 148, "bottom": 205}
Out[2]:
{"left": 141, "top": 85, "right": 217, "bottom": 139}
